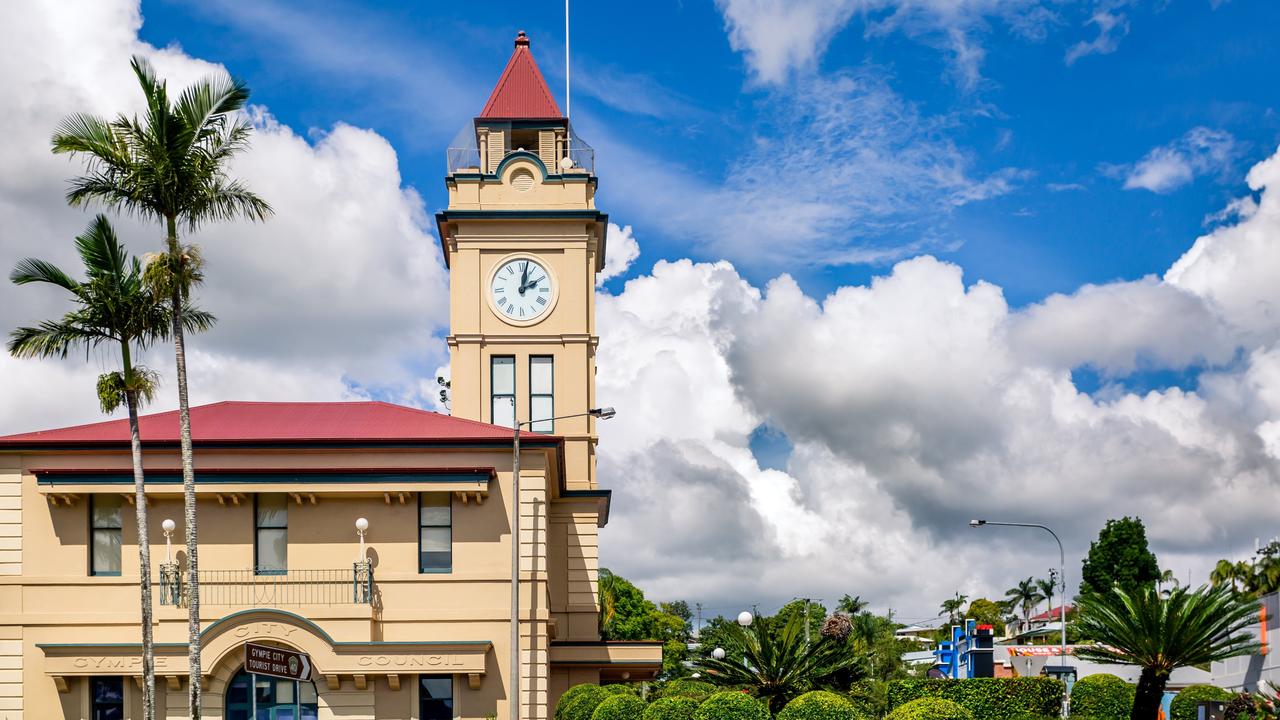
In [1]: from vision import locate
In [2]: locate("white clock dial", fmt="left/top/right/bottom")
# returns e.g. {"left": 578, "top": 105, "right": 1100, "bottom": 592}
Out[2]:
{"left": 490, "top": 257, "right": 555, "bottom": 322}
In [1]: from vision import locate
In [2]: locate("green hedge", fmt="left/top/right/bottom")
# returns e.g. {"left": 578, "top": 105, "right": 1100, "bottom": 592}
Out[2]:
{"left": 848, "top": 680, "right": 888, "bottom": 719}
{"left": 886, "top": 697, "right": 975, "bottom": 720}
{"left": 1170, "top": 685, "right": 1232, "bottom": 720}
{"left": 888, "top": 678, "right": 1064, "bottom": 719}
{"left": 659, "top": 680, "right": 717, "bottom": 702}
{"left": 691, "top": 691, "right": 770, "bottom": 720}
{"left": 556, "top": 685, "right": 613, "bottom": 720}
{"left": 592, "top": 694, "right": 646, "bottom": 720}
{"left": 1069, "top": 674, "right": 1134, "bottom": 719}
{"left": 643, "top": 696, "right": 700, "bottom": 720}
{"left": 777, "top": 690, "right": 866, "bottom": 720}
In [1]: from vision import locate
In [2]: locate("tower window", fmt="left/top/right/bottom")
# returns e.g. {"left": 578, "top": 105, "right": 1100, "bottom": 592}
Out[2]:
{"left": 419, "top": 493, "right": 452, "bottom": 573}
{"left": 255, "top": 493, "right": 288, "bottom": 575}
{"left": 492, "top": 355, "right": 516, "bottom": 428}
{"left": 90, "top": 495, "right": 122, "bottom": 576}
{"left": 530, "top": 356, "right": 554, "bottom": 432}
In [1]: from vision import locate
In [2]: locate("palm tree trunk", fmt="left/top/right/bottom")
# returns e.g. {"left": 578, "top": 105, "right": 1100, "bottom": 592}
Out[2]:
{"left": 1130, "top": 667, "right": 1168, "bottom": 720}
{"left": 167, "top": 216, "right": 202, "bottom": 720}
{"left": 123, "top": 343, "right": 156, "bottom": 720}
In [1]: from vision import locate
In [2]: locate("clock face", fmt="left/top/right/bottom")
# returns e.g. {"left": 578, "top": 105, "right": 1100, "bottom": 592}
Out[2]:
{"left": 490, "top": 257, "right": 555, "bottom": 323}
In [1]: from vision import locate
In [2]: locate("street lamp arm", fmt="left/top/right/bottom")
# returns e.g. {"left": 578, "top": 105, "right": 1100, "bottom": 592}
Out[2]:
{"left": 516, "top": 407, "right": 615, "bottom": 428}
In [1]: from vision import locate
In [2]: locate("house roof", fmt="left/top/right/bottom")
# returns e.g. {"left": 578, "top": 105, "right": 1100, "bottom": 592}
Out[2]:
{"left": 1028, "top": 605, "right": 1074, "bottom": 623}
{"left": 0, "top": 401, "right": 548, "bottom": 447}
{"left": 479, "top": 31, "right": 563, "bottom": 120}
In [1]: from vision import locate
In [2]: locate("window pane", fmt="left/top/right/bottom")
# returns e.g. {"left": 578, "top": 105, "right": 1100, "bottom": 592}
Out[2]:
{"left": 531, "top": 396, "right": 553, "bottom": 432}
{"left": 300, "top": 681, "right": 317, "bottom": 704}
{"left": 421, "top": 675, "right": 454, "bottom": 720}
{"left": 92, "top": 495, "right": 122, "bottom": 529}
{"left": 93, "top": 677, "right": 123, "bottom": 703}
{"left": 257, "top": 528, "right": 287, "bottom": 573}
{"left": 530, "top": 356, "right": 553, "bottom": 394}
{"left": 420, "top": 527, "right": 451, "bottom": 571}
{"left": 276, "top": 680, "right": 295, "bottom": 703}
{"left": 492, "top": 396, "right": 515, "bottom": 429}
{"left": 257, "top": 493, "right": 288, "bottom": 528}
{"left": 492, "top": 356, "right": 515, "bottom": 394}
{"left": 92, "top": 529, "right": 122, "bottom": 575}
{"left": 420, "top": 494, "right": 450, "bottom": 526}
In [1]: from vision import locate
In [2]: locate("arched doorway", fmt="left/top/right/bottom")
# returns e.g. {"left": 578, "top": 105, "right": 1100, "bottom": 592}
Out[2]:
{"left": 224, "top": 668, "right": 319, "bottom": 720}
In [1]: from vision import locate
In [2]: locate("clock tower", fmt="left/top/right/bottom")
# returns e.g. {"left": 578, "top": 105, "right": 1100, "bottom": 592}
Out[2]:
{"left": 436, "top": 31, "right": 639, "bottom": 718}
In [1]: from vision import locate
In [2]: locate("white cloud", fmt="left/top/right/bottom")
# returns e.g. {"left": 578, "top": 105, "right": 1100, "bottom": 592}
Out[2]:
{"left": 1116, "top": 127, "right": 1239, "bottom": 193}
{"left": 599, "top": 146, "right": 1280, "bottom": 613}
{"left": 715, "top": 0, "right": 859, "bottom": 85}
{"left": 0, "top": 0, "right": 450, "bottom": 434}
{"left": 598, "top": 224, "right": 641, "bottom": 286}
{"left": 1065, "top": 10, "right": 1130, "bottom": 65}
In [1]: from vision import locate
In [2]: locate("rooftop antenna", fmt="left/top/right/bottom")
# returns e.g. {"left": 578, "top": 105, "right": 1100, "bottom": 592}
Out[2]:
{"left": 565, "top": 0, "right": 571, "bottom": 119}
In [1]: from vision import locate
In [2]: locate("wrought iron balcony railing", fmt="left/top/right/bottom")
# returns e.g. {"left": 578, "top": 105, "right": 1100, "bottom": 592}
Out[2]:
{"left": 159, "top": 561, "right": 374, "bottom": 607}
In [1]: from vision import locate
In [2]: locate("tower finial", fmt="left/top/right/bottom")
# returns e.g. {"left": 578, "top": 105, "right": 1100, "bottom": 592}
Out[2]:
{"left": 515, "top": 30, "right": 530, "bottom": 47}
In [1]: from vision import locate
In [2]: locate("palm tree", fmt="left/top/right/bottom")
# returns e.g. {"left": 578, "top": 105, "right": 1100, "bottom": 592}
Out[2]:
{"left": 8, "top": 216, "right": 206, "bottom": 720}
{"left": 1037, "top": 573, "right": 1057, "bottom": 617}
{"left": 51, "top": 56, "right": 271, "bottom": 718}
{"left": 694, "top": 612, "right": 859, "bottom": 713}
{"left": 1075, "top": 584, "right": 1261, "bottom": 720}
{"left": 938, "top": 592, "right": 968, "bottom": 625}
{"left": 1005, "top": 577, "right": 1045, "bottom": 632}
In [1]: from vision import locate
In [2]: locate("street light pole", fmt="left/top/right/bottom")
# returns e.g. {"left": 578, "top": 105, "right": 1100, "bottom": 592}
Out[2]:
{"left": 970, "top": 519, "right": 1068, "bottom": 716}
{"left": 510, "top": 406, "right": 616, "bottom": 720}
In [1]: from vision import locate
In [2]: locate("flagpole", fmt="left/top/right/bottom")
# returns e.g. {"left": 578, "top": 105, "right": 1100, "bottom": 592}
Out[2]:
{"left": 565, "top": 0, "right": 571, "bottom": 119}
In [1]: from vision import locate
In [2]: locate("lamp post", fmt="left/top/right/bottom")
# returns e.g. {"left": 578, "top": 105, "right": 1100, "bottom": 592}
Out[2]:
{"left": 970, "top": 519, "right": 1068, "bottom": 716}
{"left": 355, "top": 517, "right": 369, "bottom": 560}
{"left": 162, "top": 518, "right": 175, "bottom": 563}
{"left": 510, "top": 406, "right": 616, "bottom": 720}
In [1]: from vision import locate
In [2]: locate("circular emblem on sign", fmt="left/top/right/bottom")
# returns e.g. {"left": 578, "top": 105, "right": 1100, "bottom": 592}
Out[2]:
{"left": 289, "top": 657, "right": 299, "bottom": 675}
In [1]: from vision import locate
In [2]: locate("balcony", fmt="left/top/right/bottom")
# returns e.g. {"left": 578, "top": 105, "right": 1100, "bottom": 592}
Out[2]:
{"left": 159, "top": 562, "right": 374, "bottom": 607}
{"left": 447, "top": 120, "right": 595, "bottom": 175}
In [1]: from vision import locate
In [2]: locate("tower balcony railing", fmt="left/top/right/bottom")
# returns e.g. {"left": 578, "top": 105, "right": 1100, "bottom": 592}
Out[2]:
{"left": 446, "top": 145, "right": 595, "bottom": 176}
{"left": 158, "top": 561, "right": 374, "bottom": 607}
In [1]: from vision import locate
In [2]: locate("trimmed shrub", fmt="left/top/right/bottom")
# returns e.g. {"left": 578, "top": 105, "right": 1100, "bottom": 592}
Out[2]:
{"left": 1170, "top": 684, "right": 1233, "bottom": 720}
{"left": 1223, "top": 692, "right": 1258, "bottom": 720}
{"left": 889, "top": 678, "right": 1064, "bottom": 720}
{"left": 605, "top": 684, "right": 640, "bottom": 696}
{"left": 691, "top": 691, "right": 770, "bottom": 720}
{"left": 556, "top": 685, "right": 612, "bottom": 720}
{"left": 848, "top": 679, "right": 889, "bottom": 719}
{"left": 778, "top": 690, "right": 865, "bottom": 720}
{"left": 592, "top": 694, "right": 646, "bottom": 720}
{"left": 886, "top": 697, "right": 975, "bottom": 720}
{"left": 1069, "top": 673, "right": 1134, "bottom": 719}
{"left": 643, "top": 696, "right": 700, "bottom": 720}
{"left": 659, "top": 680, "right": 717, "bottom": 703}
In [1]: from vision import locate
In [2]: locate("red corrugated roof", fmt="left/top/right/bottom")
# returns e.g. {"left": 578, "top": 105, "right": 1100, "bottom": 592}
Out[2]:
{"left": 0, "top": 401, "right": 546, "bottom": 446}
{"left": 1028, "top": 605, "right": 1074, "bottom": 622}
{"left": 479, "top": 31, "right": 563, "bottom": 120}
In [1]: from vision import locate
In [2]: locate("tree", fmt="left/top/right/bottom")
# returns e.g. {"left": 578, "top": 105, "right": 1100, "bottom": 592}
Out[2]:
{"left": 693, "top": 612, "right": 860, "bottom": 713}
{"left": 1075, "top": 584, "right": 1260, "bottom": 720}
{"left": 938, "top": 592, "right": 968, "bottom": 626}
{"left": 838, "top": 594, "right": 869, "bottom": 615}
{"left": 52, "top": 56, "right": 271, "bottom": 719}
{"left": 1036, "top": 572, "right": 1057, "bottom": 616}
{"left": 8, "top": 216, "right": 204, "bottom": 720}
{"left": 1004, "top": 577, "right": 1044, "bottom": 631}
{"left": 1210, "top": 559, "right": 1251, "bottom": 595}
{"left": 597, "top": 570, "right": 692, "bottom": 677}
{"left": 1080, "top": 517, "right": 1161, "bottom": 596}
{"left": 963, "top": 598, "right": 1007, "bottom": 636}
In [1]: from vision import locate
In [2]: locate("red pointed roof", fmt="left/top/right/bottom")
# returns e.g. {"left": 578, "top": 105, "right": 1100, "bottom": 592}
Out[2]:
{"left": 479, "top": 31, "right": 563, "bottom": 120}
{"left": 0, "top": 401, "right": 549, "bottom": 446}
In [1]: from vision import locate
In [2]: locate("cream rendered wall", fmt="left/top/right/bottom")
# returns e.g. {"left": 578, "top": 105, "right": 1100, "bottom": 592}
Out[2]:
{"left": 443, "top": 151, "right": 608, "bottom": 716}
{"left": 0, "top": 442, "right": 560, "bottom": 720}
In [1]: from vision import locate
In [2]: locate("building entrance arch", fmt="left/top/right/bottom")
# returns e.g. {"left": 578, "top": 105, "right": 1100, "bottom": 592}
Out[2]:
{"left": 224, "top": 667, "right": 319, "bottom": 720}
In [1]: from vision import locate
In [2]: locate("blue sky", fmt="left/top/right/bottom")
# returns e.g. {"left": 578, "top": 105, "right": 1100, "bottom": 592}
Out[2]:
{"left": 8, "top": 0, "right": 1280, "bottom": 610}
{"left": 137, "top": 0, "right": 1280, "bottom": 306}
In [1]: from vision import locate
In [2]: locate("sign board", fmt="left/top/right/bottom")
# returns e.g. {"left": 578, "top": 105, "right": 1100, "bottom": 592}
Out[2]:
{"left": 244, "top": 642, "right": 312, "bottom": 682}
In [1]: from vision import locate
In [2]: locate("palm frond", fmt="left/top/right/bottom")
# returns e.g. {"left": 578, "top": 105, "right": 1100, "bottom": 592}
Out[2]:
{"left": 186, "top": 176, "right": 273, "bottom": 228}
{"left": 8, "top": 320, "right": 104, "bottom": 359}
{"left": 10, "top": 257, "right": 79, "bottom": 291}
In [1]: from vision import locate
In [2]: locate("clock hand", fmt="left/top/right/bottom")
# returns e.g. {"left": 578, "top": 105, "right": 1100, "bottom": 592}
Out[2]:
{"left": 519, "top": 263, "right": 529, "bottom": 294}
